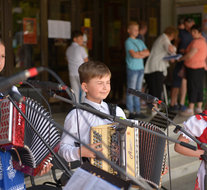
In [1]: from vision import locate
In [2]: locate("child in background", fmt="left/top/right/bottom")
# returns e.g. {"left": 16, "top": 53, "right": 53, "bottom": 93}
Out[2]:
{"left": 66, "top": 30, "right": 88, "bottom": 103}
{"left": 125, "top": 21, "right": 150, "bottom": 119}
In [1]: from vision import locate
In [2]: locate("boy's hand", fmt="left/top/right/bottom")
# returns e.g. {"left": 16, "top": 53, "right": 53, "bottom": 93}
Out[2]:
{"left": 80, "top": 142, "right": 103, "bottom": 158}
{"left": 38, "top": 162, "right": 53, "bottom": 176}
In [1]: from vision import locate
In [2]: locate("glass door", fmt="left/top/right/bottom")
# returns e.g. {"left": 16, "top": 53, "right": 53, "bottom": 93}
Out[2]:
{"left": 12, "top": 0, "right": 41, "bottom": 72}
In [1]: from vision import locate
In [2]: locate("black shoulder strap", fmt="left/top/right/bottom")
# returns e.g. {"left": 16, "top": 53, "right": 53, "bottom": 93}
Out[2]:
{"left": 82, "top": 102, "right": 117, "bottom": 117}
{"left": 107, "top": 103, "right": 117, "bottom": 116}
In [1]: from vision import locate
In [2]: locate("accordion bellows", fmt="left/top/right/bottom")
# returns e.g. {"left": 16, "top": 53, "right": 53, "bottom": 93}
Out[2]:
{"left": 0, "top": 97, "right": 60, "bottom": 176}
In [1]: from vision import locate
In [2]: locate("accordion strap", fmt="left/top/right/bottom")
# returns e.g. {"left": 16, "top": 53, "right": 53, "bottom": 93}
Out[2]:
{"left": 11, "top": 148, "right": 22, "bottom": 166}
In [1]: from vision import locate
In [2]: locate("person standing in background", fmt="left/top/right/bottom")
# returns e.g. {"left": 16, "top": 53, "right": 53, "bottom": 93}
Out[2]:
{"left": 179, "top": 25, "right": 207, "bottom": 116}
{"left": 125, "top": 21, "right": 150, "bottom": 119}
{"left": 144, "top": 26, "right": 178, "bottom": 107}
{"left": 66, "top": 30, "right": 88, "bottom": 103}
{"left": 169, "top": 18, "right": 194, "bottom": 112}
{"left": 137, "top": 21, "right": 148, "bottom": 42}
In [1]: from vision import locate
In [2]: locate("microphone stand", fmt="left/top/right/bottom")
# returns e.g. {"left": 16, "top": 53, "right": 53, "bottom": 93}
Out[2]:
{"left": 150, "top": 105, "right": 207, "bottom": 190}
{"left": 15, "top": 96, "right": 152, "bottom": 190}
{"left": 150, "top": 105, "right": 207, "bottom": 152}
{"left": 7, "top": 96, "right": 72, "bottom": 178}
{"left": 52, "top": 92, "right": 197, "bottom": 152}
{"left": 18, "top": 66, "right": 196, "bottom": 189}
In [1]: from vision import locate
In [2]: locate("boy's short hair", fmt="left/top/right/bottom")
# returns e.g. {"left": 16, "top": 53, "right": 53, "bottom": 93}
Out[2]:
{"left": 78, "top": 61, "right": 111, "bottom": 83}
{"left": 72, "top": 30, "right": 83, "bottom": 40}
{"left": 127, "top": 21, "right": 139, "bottom": 29}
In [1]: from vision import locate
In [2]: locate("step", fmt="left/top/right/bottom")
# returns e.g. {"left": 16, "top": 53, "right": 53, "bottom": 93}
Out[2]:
{"left": 162, "top": 172, "right": 197, "bottom": 190}
{"left": 162, "top": 154, "right": 200, "bottom": 183}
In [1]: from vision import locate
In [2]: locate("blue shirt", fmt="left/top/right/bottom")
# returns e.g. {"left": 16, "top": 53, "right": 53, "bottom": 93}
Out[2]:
{"left": 125, "top": 37, "right": 147, "bottom": 70}
{"left": 178, "top": 29, "right": 193, "bottom": 53}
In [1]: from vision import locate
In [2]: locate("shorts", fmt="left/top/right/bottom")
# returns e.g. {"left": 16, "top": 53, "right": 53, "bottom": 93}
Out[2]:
{"left": 172, "top": 61, "right": 183, "bottom": 88}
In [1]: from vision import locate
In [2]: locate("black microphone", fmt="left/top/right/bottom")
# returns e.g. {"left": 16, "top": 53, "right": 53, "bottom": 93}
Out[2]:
{"left": 0, "top": 67, "right": 44, "bottom": 93}
{"left": 22, "top": 80, "right": 68, "bottom": 91}
{"left": 128, "top": 88, "right": 164, "bottom": 105}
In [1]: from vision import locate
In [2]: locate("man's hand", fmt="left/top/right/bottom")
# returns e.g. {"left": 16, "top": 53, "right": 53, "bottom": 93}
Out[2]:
{"left": 80, "top": 142, "right": 103, "bottom": 158}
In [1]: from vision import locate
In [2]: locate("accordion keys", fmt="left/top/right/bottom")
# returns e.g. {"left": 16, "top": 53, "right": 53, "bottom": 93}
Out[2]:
{"left": 91, "top": 124, "right": 118, "bottom": 174}
{"left": 90, "top": 123, "right": 139, "bottom": 178}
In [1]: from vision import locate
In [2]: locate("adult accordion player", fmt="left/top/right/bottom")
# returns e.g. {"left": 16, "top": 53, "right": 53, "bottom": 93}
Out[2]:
{"left": 90, "top": 120, "right": 166, "bottom": 189}
{"left": 0, "top": 96, "right": 60, "bottom": 176}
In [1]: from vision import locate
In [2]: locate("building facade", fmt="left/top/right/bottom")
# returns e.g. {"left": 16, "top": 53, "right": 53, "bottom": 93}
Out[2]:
{"left": 0, "top": 0, "right": 206, "bottom": 102}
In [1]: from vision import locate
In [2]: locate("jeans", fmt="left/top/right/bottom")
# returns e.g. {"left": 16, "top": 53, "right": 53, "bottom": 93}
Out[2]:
{"left": 69, "top": 75, "right": 85, "bottom": 103}
{"left": 126, "top": 68, "right": 144, "bottom": 113}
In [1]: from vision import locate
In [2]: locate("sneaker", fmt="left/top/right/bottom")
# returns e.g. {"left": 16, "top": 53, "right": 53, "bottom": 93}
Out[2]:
{"left": 135, "top": 113, "right": 147, "bottom": 119}
{"left": 195, "top": 108, "right": 202, "bottom": 114}
{"left": 168, "top": 105, "right": 179, "bottom": 113}
{"left": 180, "top": 104, "right": 187, "bottom": 112}
{"left": 128, "top": 112, "right": 136, "bottom": 119}
{"left": 180, "top": 108, "right": 194, "bottom": 117}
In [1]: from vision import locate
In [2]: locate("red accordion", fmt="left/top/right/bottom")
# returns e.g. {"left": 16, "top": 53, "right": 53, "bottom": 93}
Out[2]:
{"left": 0, "top": 97, "right": 26, "bottom": 147}
{"left": 0, "top": 97, "right": 60, "bottom": 176}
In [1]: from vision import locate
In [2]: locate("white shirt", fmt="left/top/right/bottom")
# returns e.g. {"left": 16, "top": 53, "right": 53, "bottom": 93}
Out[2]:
{"left": 66, "top": 42, "right": 88, "bottom": 76}
{"left": 144, "top": 33, "right": 176, "bottom": 76}
{"left": 58, "top": 98, "right": 126, "bottom": 162}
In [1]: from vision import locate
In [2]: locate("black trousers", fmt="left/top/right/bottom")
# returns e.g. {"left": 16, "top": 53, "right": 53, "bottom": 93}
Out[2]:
{"left": 145, "top": 71, "right": 165, "bottom": 100}
{"left": 186, "top": 67, "right": 205, "bottom": 103}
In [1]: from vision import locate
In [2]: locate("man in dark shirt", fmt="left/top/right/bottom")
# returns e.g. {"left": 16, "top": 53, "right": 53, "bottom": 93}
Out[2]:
{"left": 169, "top": 17, "right": 194, "bottom": 112}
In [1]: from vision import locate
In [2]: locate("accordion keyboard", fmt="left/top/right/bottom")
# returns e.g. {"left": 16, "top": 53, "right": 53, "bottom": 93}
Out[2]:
{"left": 91, "top": 124, "right": 119, "bottom": 174}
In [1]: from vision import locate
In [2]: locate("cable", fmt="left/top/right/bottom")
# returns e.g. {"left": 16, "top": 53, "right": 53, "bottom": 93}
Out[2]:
{"left": 21, "top": 81, "right": 52, "bottom": 117}
{"left": 73, "top": 93, "right": 83, "bottom": 164}
{"left": 17, "top": 97, "right": 151, "bottom": 189}
{"left": 40, "top": 68, "right": 83, "bottom": 165}
{"left": 165, "top": 105, "right": 172, "bottom": 190}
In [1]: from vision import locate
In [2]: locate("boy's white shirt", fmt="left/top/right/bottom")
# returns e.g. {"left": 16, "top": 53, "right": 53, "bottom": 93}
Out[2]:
{"left": 58, "top": 98, "right": 126, "bottom": 162}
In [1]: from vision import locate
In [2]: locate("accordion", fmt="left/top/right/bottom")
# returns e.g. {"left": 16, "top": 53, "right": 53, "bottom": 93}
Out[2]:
{"left": 90, "top": 120, "right": 166, "bottom": 188}
{"left": 90, "top": 123, "right": 139, "bottom": 178}
{"left": 0, "top": 97, "right": 60, "bottom": 176}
